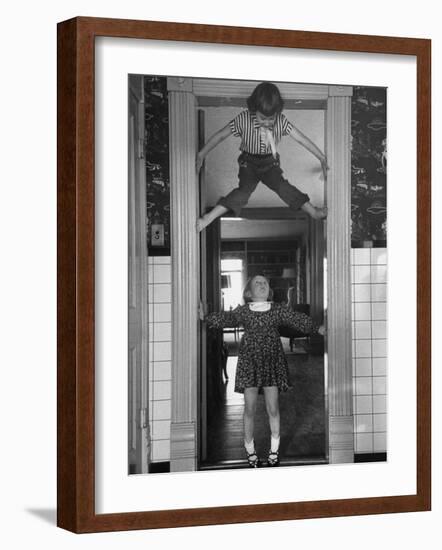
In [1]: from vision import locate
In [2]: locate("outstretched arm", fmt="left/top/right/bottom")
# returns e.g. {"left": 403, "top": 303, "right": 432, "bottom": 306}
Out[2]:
{"left": 278, "top": 305, "right": 319, "bottom": 335}
{"left": 288, "top": 124, "right": 328, "bottom": 177}
{"left": 204, "top": 306, "right": 242, "bottom": 330}
{"left": 196, "top": 123, "right": 232, "bottom": 171}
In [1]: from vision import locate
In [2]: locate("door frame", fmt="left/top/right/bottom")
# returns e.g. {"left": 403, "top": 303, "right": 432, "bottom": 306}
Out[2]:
{"left": 168, "top": 77, "right": 354, "bottom": 471}
{"left": 128, "top": 75, "right": 150, "bottom": 473}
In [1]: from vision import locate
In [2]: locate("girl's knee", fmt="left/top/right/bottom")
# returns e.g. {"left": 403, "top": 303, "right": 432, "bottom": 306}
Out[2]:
{"left": 265, "top": 395, "right": 280, "bottom": 418}
{"left": 244, "top": 403, "right": 257, "bottom": 417}
{"left": 266, "top": 405, "right": 279, "bottom": 419}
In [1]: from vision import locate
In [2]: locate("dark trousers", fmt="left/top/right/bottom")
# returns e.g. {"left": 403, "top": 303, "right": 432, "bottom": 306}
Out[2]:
{"left": 217, "top": 152, "right": 310, "bottom": 216}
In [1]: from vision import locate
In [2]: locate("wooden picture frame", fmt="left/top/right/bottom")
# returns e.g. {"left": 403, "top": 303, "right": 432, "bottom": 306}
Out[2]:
{"left": 57, "top": 16, "right": 431, "bottom": 533}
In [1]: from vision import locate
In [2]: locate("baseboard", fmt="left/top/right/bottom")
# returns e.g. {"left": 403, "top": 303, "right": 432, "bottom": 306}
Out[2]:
{"left": 149, "top": 461, "right": 171, "bottom": 473}
{"left": 354, "top": 452, "right": 387, "bottom": 463}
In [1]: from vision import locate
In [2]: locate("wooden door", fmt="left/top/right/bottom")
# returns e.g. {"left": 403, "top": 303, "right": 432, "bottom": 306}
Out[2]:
{"left": 199, "top": 218, "right": 222, "bottom": 465}
{"left": 128, "top": 76, "right": 150, "bottom": 474}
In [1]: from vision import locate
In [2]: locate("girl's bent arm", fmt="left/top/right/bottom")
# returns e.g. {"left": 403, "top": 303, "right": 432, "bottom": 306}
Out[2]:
{"left": 288, "top": 124, "right": 327, "bottom": 167}
{"left": 197, "top": 123, "right": 232, "bottom": 170}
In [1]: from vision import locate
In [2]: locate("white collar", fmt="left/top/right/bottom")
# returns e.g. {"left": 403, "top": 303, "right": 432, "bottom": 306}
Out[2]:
{"left": 248, "top": 301, "right": 272, "bottom": 312}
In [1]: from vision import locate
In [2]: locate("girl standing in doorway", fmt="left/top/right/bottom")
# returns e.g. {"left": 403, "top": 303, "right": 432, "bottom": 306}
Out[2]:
{"left": 203, "top": 275, "right": 323, "bottom": 467}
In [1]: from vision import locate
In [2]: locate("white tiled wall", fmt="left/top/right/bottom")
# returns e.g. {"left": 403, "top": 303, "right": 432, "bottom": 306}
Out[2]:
{"left": 351, "top": 248, "right": 387, "bottom": 454}
{"left": 148, "top": 256, "right": 172, "bottom": 463}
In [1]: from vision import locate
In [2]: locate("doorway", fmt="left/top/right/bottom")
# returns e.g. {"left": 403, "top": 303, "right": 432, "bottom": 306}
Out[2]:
{"left": 199, "top": 212, "right": 326, "bottom": 469}
{"left": 167, "top": 77, "right": 354, "bottom": 472}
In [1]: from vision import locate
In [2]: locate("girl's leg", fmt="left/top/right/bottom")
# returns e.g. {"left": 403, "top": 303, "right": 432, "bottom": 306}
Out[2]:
{"left": 263, "top": 386, "right": 280, "bottom": 439}
{"left": 243, "top": 387, "right": 259, "bottom": 445}
{"left": 196, "top": 174, "right": 259, "bottom": 232}
{"left": 261, "top": 162, "right": 327, "bottom": 220}
{"left": 196, "top": 205, "right": 228, "bottom": 232}
{"left": 301, "top": 201, "right": 327, "bottom": 220}
{"left": 263, "top": 386, "right": 281, "bottom": 466}
{"left": 197, "top": 156, "right": 260, "bottom": 232}
{"left": 243, "top": 387, "right": 260, "bottom": 467}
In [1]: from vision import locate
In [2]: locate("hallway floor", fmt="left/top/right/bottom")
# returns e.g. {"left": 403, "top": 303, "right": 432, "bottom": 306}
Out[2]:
{"left": 202, "top": 336, "right": 327, "bottom": 469}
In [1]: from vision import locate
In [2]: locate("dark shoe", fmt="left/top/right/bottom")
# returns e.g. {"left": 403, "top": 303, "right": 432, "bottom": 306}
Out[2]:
{"left": 246, "top": 450, "right": 261, "bottom": 468}
{"left": 267, "top": 450, "right": 280, "bottom": 467}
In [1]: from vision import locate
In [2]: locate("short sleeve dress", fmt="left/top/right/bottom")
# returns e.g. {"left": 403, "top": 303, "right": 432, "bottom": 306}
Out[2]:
{"left": 206, "top": 303, "right": 318, "bottom": 394}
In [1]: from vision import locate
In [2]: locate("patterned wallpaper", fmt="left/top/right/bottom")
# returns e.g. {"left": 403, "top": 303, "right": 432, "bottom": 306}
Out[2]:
{"left": 351, "top": 86, "right": 387, "bottom": 247}
{"left": 144, "top": 76, "right": 171, "bottom": 255}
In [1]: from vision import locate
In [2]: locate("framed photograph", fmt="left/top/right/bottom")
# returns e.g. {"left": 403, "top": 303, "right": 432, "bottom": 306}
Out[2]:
{"left": 57, "top": 17, "right": 431, "bottom": 533}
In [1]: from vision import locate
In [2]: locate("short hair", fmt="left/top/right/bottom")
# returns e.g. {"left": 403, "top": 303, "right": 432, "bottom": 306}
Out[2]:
{"left": 243, "top": 275, "right": 274, "bottom": 303}
{"left": 247, "top": 82, "right": 284, "bottom": 116}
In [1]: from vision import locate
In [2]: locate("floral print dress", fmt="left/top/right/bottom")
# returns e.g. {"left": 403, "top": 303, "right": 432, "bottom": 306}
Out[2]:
{"left": 206, "top": 303, "right": 318, "bottom": 394}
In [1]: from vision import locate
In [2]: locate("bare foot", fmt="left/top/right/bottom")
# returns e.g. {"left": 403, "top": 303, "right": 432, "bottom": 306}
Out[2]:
{"left": 311, "top": 206, "right": 328, "bottom": 220}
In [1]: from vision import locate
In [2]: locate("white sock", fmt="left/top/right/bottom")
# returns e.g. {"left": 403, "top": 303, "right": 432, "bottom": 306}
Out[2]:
{"left": 271, "top": 435, "right": 280, "bottom": 453}
{"left": 244, "top": 438, "right": 255, "bottom": 454}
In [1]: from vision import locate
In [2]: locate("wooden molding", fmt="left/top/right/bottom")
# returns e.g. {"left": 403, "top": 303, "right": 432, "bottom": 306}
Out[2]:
{"left": 193, "top": 79, "right": 330, "bottom": 100}
{"left": 170, "top": 422, "right": 197, "bottom": 472}
{"left": 328, "top": 85, "right": 353, "bottom": 97}
{"left": 167, "top": 76, "right": 193, "bottom": 93}
{"left": 326, "top": 93, "right": 354, "bottom": 460}
{"left": 169, "top": 88, "right": 199, "bottom": 471}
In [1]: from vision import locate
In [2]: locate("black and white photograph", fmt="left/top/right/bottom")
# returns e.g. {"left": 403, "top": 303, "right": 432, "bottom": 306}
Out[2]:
{"left": 3, "top": 0, "right": 437, "bottom": 543}
{"left": 128, "top": 74, "right": 387, "bottom": 475}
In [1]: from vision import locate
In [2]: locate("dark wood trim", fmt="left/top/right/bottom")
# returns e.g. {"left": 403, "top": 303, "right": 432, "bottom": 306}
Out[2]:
{"left": 57, "top": 17, "right": 78, "bottom": 532}
{"left": 416, "top": 38, "right": 431, "bottom": 512}
{"left": 67, "top": 495, "right": 427, "bottom": 533}
{"left": 57, "top": 16, "right": 431, "bottom": 533}
{"left": 65, "top": 16, "right": 429, "bottom": 54}
{"left": 57, "top": 16, "right": 96, "bottom": 533}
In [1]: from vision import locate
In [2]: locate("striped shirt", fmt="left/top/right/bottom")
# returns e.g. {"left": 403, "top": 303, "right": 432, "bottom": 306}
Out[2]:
{"left": 229, "top": 110, "right": 294, "bottom": 154}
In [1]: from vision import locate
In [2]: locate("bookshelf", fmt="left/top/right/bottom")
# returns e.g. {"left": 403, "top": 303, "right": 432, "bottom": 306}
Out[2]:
{"left": 221, "top": 239, "right": 304, "bottom": 304}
